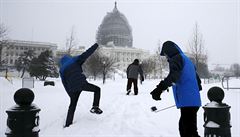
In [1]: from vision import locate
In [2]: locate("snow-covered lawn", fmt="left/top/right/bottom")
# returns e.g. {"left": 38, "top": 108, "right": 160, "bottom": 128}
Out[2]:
{"left": 1, "top": 77, "right": 240, "bottom": 137}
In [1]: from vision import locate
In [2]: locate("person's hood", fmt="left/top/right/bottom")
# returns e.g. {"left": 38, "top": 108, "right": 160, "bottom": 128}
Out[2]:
{"left": 60, "top": 55, "right": 72, "bottom": 67}
{"left": 160, "top": 41, "right": 184, "bottom": 58}
{"left": 132, "top": 59, "right": 139, "bottom": 65}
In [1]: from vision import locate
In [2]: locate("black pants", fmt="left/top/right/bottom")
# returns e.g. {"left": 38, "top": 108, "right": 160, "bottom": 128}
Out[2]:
{"left": 65, "top": 83, "right": 101, "bottom": 126}
{"left": 179, "top": 107, "right": 200, "bottom": 137}
{"left": 126, "top": 78, "right": 138, "bottom": 95}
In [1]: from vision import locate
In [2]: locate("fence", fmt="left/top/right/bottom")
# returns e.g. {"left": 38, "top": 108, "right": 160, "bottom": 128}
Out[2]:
{"left": 221, "top": 76, "right": 240, "bottom": 90}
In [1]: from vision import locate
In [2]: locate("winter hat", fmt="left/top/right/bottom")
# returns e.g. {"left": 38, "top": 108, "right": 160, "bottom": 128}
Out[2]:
{"left": 133, "top": 59, "right": 139, "bottom": 65}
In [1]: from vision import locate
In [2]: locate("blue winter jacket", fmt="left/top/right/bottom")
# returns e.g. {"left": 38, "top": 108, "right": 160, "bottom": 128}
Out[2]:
{"left": 160, "top": 41, "right": 201, "bottom": 108}
{"left": 59, "top": 43, "right": 98, "bottom": 92}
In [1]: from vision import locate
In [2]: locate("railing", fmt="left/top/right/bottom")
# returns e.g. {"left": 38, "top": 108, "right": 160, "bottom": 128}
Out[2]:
{"left": 221, "top": 76, "right": 240, "bottom": 90}
{"left": 203, "top": 78, "right": 221, "bottom": 84}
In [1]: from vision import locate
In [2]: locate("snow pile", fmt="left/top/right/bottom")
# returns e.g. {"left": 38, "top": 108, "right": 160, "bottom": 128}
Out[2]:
{"left": 204, "top": 101, "right": 221, "bottom": 108}
{"left": 205, "top": 121, "right": 220, "bottom": 128}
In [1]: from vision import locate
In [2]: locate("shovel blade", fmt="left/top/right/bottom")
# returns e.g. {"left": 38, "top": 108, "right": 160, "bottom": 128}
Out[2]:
{"left": 151, "top": 106, "right": 157, "bottom": 111}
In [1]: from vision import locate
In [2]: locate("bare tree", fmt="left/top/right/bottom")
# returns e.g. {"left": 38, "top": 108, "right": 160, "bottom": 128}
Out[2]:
{"left": 141, "top": 58, "right": 156, "bottom": 79}
{"left": 65, "top": 26, "right": 78, "bottom": 55}
{"left": 188, "top": 22, "right": 209, "bottom": 78}
{"left": 84, "top": 49, "right": 117, "bottom": 84}
{"left": 99, "top": 55, "right": 117, "bottom": 84}
{"left": 0, "top": 24, "right": 12, "bottom": 79}
{"left": 188, "top": 22, "right": 207, "bottom": 69}
{"left": 156, "top": 40, "right": 168, "bottom": 79}
{"left": 0, "top": 23, "right": 7, "bottom": 39}
{"left": 0, "top": 23, "right": 8, "bottom": 67}
{"left": 84, "top": 50, "right": 102, "bottom": 80}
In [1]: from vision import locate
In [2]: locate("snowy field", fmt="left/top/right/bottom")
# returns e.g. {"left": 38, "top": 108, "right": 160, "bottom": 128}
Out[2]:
{"left": 1, "top": 76, "right": 240, "bottom": 137}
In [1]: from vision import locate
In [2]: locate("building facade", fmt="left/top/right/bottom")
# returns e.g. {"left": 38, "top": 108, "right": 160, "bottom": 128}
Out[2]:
{"left": 56, "top": 46, "right": 85, "bottom": 60}
{"left": 0, "top": 40, "right": 57, "bottom": 68}
{"left": 98, "top": 45, "right": 149, "bottom": 71}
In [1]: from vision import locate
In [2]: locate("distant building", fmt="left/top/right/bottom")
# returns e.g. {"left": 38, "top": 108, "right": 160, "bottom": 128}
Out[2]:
{"left": 0, "top": 40, "right": 57, "bottom": 68}
{"left": 96, "top": 2, "right": 133, "bottom": 48}
{"left": 96, "top": 2, "right": 149, "bottom": 71}
{"left": 56, "top": 46, "right": 86, "bottom": 60}
{"left": 98, "top": 45, "right": 149, "bottom": 71}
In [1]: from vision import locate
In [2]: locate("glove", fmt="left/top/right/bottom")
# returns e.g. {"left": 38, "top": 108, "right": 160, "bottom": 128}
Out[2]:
{"left": 150, "top": 87, "right": 162, "bottom": 101}
{"left": 157, "top": 81, "right": 168, "bottom": 91}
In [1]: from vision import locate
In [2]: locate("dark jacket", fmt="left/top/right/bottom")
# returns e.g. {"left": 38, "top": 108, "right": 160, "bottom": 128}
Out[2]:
{"left": 160, "top": 41, "right": 201, "bottom": 108}
{"left": 126, "top": 60, "right": 144, "bottom": 80}
{"left": 59, "top": 43, "right": 98, "bottom": 92}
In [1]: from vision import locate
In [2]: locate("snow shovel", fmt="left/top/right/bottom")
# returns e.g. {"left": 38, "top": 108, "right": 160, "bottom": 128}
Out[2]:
{"left": 151, "top": 105, "right": 175, "bottom": 112}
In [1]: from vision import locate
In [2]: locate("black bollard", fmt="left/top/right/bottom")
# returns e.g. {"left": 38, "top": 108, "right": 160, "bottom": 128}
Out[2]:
{"left": 203, "top": 86, "right": 231, "bottom": 137}
{"left": 5, "top": 88, "right": 41, "bottom": 137}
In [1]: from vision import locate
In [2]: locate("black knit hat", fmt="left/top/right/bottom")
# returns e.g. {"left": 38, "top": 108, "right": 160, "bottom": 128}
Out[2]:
{"left": 133, "top": 59, "right": 139, "bottom": 65}
{"left": 160, "top": 41, "right": 175, "bottom": 56}
{"left": 160, "top": 41, "right": 180, "bottom": 58}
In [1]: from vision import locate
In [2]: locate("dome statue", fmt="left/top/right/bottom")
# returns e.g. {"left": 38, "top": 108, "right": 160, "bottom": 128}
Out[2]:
{"left": 96, "top": 2, "right": 133, "bottom": 47}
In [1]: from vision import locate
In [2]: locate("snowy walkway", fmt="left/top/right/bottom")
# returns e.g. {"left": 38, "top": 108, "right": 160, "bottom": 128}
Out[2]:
{"left": 1, "top": 77, "right": 240, "bottom": 137}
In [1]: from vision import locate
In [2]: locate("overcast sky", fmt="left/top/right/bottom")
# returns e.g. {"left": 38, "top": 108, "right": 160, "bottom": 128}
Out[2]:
{"left": 0, "top": 0, "right": 239, "bottom": 68}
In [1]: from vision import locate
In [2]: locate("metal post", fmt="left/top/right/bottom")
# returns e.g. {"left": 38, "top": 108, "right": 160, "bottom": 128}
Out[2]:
{"left": 5, "top": 88, "right": 41, "bottom": 137}
{"left": 203, "top": 86, "right": 231, "bottom": 137}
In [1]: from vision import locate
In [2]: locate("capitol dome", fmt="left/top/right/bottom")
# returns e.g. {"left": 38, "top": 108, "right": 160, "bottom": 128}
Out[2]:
{"left": 96, "top": 2, "right": 133, "bottom": 47}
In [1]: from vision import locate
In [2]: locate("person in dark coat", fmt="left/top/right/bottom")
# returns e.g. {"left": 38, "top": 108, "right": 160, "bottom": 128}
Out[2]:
{"left": 59, "top": 43, "right": 103, "bottom": 127}
{"left": 126, "top": 59, "right": 144, "bottom": 95}
{"left": 150, "top": 41, "right": 202, "bottom": 137}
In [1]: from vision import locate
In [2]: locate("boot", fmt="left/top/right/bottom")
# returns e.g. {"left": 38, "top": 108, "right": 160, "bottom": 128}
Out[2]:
{"left": 90, "top": 106, "right": 103, "bottom": 114}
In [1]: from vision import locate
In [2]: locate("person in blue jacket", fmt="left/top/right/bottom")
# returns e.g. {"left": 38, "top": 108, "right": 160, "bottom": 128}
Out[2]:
{"left": 150, "top": 41, "right": 202, "bottom": 137}
{"left": 59, "top": 43, "right": 103, "bottom": 127}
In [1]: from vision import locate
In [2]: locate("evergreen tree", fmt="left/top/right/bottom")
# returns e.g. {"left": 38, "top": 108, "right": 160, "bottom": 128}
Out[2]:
{"left": 29, "top": 57, "right": 41, "bottom": 79}
{"left": 15, "top": 50, "right": 34, "bottom": 78}
{"left": 29, "top": 50, "right": 58, "bottom": 80}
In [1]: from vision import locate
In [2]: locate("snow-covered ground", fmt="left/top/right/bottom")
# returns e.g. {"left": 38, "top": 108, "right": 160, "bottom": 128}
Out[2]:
{"left": 1, "top": 76, "right": 240, "bottom": 137}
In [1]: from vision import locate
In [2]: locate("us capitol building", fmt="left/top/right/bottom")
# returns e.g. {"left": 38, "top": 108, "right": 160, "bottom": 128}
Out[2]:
{"left": 96, "top": 2, "right": 149, "bottom": 70}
